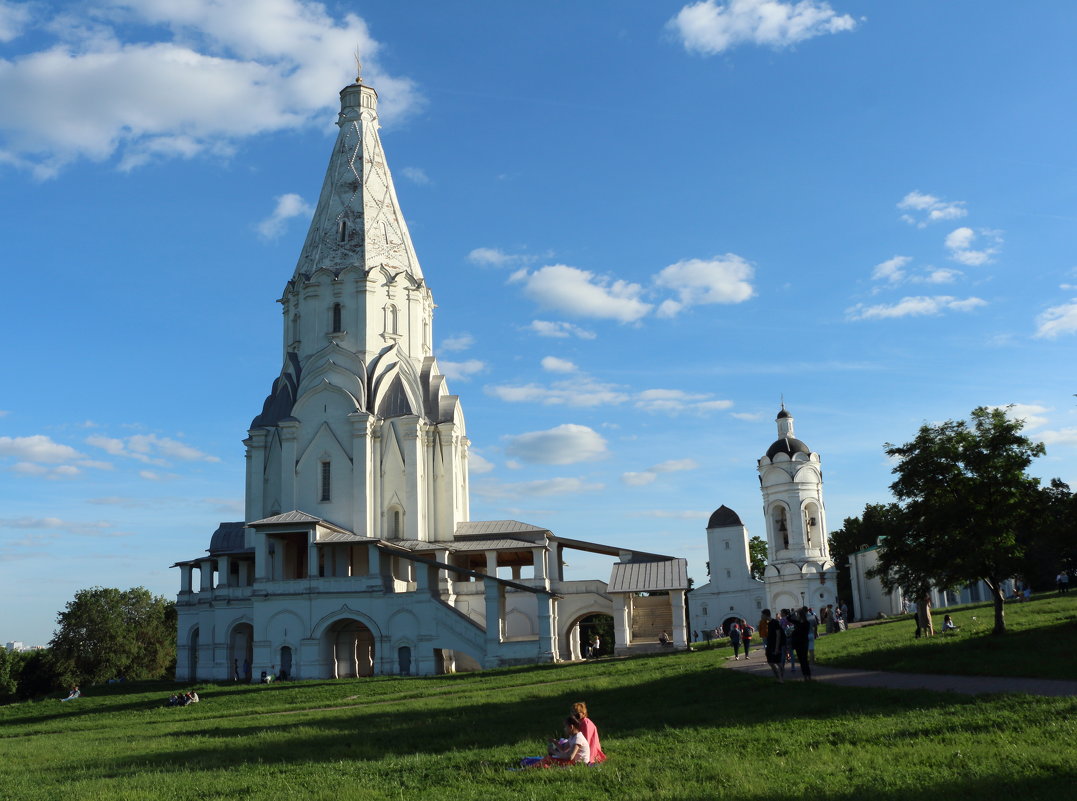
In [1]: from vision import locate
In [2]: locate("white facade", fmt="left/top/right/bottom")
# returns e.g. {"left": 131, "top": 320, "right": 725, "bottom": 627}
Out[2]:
{"left": 688, "top": 507, "right": 766, "bottom": 633}
{"left": 689, "top": 407, "right": 838, "bottom": 635}
{"left": 172, "top": 75, "right": 687, "bottom": 682}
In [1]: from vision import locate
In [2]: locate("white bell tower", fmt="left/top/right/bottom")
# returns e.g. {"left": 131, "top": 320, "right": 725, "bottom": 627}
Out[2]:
{"left": 757, "top": 405, "right": 836, "bottom": 612}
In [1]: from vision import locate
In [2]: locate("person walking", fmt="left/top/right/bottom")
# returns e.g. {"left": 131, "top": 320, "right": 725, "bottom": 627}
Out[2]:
{"left": 728, "top": 621, "right": 743, "bottom": 660}
{"left": 741, "top": 619, "right": 754, "bottom": 659}
{"left": 761, "top": 609, "right": 784, "bottom": 682}
{"left": 790, "top": 607, "right": 812, "bottom": 680}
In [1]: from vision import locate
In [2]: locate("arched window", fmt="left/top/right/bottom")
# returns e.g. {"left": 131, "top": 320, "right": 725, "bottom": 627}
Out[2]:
{"left": 389, "top": 304, "right": 399, "bottom": 335}
{"left": 337, "top": 220, "right": 347, "bottom": 243}
{"left": 332, "top": 303, "right": 342, "bottom": 333}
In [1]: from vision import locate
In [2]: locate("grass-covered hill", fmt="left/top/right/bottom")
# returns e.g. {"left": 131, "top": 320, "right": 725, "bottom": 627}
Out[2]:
{"left": 1, "top": 595, "right": 1074, "bottom": 801}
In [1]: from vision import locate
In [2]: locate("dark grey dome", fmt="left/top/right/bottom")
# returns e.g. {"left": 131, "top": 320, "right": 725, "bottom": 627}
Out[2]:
{"left": 208, "top": 522, "right": 247, "bottom": 554}
{"left": 766, "top": 437, "right": 811, "bottom": 459}
{"left": 776, "top": 407, "right": 792, "bottom": 419}
{"left": 707, "top": 505, "right": 743, "bottom": 529}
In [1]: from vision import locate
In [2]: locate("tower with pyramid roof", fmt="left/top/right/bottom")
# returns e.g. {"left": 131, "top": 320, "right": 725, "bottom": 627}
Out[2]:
{"left": 170, "top": 73, "right": 689, "bottom": 682}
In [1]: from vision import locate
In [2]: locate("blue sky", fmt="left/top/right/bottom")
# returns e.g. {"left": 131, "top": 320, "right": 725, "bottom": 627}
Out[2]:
{"left": 2, "top": 1, "right": 1076, "bottom": 646}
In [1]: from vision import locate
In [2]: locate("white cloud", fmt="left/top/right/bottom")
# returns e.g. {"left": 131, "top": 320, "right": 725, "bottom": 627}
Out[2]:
{"left": 898, "top": 191, "right": 967, "bottom": 227}
{"left": 622, "top": 458, "right": 699, "bottom": 486}
{"left": 0, "top": 516, "right": 118, "bottom": 536}
{"left": 0, "top": 1, "right": 421, "bottom": 177}
{"left": 467, "top": 247, "right": 535, "bottom": 267}
{"left": 400, "top": 166, "right": 430, "bottom": 185}
{"left": 944, "top": 226, "right": 1000, "bottom": 266}
{"left": 669, "top": 0, "right": 857, "bottom": 55}
{"left": 0, "top": 435, "right": 83, "bottom": 463}
{"left": 440, "top": 333, "right": 475, "bottom": 352}
{"left": 847, "top": 295, "right": 987, "bottom": 321}
{"left": 991, "top": 403, "right": 1050, "bottom": 431}
{"left": 86, "top": 433, "right": 219, "bottom": 464}
{"left": 511, "top": 264, "right": 652, "bottom": 323}
{"left": 439, "top": 359, "right": 486, "bottom": 382}
{"left": 653, "top": 255, "right": 755, "bottom": 316}
{"left": 0, "top": 1, "right": 30, "bottom": 43}
{"left": 1039, "top": 428, "right": 1077, "bottom": 447}
{"left": 487, "top": 377, "right": 630, "bottom": 407}
{"left": 636, "top": 389, "right": 734, "bottom": 414}
{"left": 527, "top": 320, "right": 597, "bottom": 340}
{"left": 871, "top": 255, "right": 911, "bottom": 284}
{"left": 921, "top": 267, "right": 961, "bottom": 284}
{"left": 541, "top": 356, "right": 578, "bottom": 373}
{"left": 0, "top": 409, "right": 9, "bottom": 417}
{"left": 472, "top": 476, "right": 604, "bottom": 499}
{"left": 503, "top": 424, "right": 609, "bottom": 465}
{"left": 1035, "top": 299, "right": 1077, "bottom": 339}
{"left": 469, "top": 451, "right": 495, "bottom": 474}
{"left": 256, "top": 193, "right": 313, "bottom": 239}
{"left": 731, "top": 411, "right": 764, "bottom": 421}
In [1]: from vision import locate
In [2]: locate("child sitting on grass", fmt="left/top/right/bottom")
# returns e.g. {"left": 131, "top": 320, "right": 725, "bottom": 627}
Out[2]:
{"left": 520, "top": 717, "right": 590, "bottom": 768}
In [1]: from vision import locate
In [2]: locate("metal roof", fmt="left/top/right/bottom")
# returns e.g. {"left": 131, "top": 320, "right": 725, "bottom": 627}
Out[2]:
{"left": 607, "top": 558, "right": 689, "bottom": 593}
{"left": 450, "top": 538, "right": 539, "bottom": 552}
{"left": 455, "top": 520, "right": 550, "bottom": 539}
{"left": 249, "top": 510, "right": 322, "bottom": 526}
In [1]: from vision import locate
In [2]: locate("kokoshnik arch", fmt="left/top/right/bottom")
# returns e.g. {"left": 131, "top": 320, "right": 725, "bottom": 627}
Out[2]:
{"left": 171, "top": 72, "right": 690, "bottom": 681}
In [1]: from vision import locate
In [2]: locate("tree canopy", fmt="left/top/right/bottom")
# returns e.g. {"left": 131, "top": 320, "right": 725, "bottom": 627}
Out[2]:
{"left": 49, "top": 587, "right": 176, "bottom": 684}
{"left": 748, "top": 535, "right": 768, "bottom": 580}
{"left": 872, "top": 406, "right": 1045, "bottom": 635}
{"left": 828, "top": 502, "right": 904, "bottom": 614}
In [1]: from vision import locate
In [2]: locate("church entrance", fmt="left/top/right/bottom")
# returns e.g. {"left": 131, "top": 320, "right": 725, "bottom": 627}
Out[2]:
{"left": 279, "top": 646, "right": 293, "bottom": 680}
{"left": 326, "top": 619, "right": 375, "bottom": 678}
{"left": 229, "top": 623, "right": 254, "bottom": 681}
{"left": 567, "top": 613, "right": 614, "bottom": 660}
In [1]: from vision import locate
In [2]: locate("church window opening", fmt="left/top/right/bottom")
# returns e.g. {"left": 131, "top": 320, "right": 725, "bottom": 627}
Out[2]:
{"left": 389, "top": 304, "right": 399, "bottom": 335}
{"left": 332, "top": 303, "right": 342, "bottom": 333}
{"left": 388, "top": 507, "right": 402, "bottom": 538}
{"left": 320, "top": 461, "right": 331, "bottom": 502}
{"left": 724, "top": 540, "right": 730, "bottom": 550}
{"left": 337, "top": 220, "right": 347, "bottom": 243}
{"left": 775, "top": 506, "right": 789, "bottom": 549}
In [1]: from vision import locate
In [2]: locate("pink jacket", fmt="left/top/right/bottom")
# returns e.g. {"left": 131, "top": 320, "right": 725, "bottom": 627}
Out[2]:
{"left": 579, "top": 717, "right": 606, "bottom": 763}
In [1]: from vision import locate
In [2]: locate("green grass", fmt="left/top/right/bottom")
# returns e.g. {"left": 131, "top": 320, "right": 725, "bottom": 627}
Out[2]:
{"left": 816, "top": 593, "right": 1077, "bottom": 679}
{"left": 2, "top": 641, "right": 1075, "bottom": 801}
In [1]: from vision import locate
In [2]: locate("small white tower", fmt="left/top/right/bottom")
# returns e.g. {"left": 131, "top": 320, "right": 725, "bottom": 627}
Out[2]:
{"left": 757, "top": 405, "right": 836, "bottom": 612}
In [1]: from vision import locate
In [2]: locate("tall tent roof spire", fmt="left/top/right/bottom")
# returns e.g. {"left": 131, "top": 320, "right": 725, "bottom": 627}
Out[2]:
{"left": 290, "top": 76, "right": 424, "bottom": 283}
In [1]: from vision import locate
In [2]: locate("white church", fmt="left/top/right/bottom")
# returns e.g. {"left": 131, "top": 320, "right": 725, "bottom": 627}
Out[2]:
{"left": 172, "top": 73, "right": 690, "bottom": 681}
{"left": 689, "top": 406, "right": 838, "bottom": 634}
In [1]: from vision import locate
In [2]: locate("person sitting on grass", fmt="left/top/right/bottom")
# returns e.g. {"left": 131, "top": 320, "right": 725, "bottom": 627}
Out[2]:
{"left": 60, "top": 685, "right": 80, "bottom": 702}
{"left": 942, "top": 614, "right": 959, "bottom": 634}
{"left": 571, "top": 702, "right": 606, "bottom": 763}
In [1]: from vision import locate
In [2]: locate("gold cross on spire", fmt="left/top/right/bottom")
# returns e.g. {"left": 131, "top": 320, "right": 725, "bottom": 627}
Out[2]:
{"left": 353, "top": 47, "right": 363, "bottom": 84}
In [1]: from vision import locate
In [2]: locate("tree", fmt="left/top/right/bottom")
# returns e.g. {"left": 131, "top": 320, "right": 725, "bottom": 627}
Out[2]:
{"left": 1018, "top": 478, "right": 1077, "bottom": 589}
{"left": 828, "top": 503, "right": 904, "bottom": 614}
{"left": 49, "top": 587, "right": 176, "bottom": 684}
{"left": 873, "top": 406, "right": 1044, "bottom": 635}
{"left": 748, "top": 536, "right": 768, "bottom": 580}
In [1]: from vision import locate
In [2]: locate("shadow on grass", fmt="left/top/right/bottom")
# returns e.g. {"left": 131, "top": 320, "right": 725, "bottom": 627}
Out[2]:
{"left": 66, "top": 654, "right": 1051, "bottom": 778}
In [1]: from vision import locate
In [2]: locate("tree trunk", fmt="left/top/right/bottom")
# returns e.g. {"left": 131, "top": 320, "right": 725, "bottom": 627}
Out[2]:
{"left": 917, "top": 595, "right": 934, "bottom": 636}
{"left": 987, "top": 579, "right": 1007, "bottom": 635}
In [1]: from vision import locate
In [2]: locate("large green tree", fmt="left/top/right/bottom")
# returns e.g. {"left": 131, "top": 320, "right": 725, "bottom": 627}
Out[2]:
{"left": 873, "top": 406, "right": 1044, "bottom": 635}
{"left": 1018, "top": 478, "right": 1077, "bottom": 589}
{"left": 748, "top": 535, "right": 768, "bottom": 580}
{"left": 49, "top": 587, "right": 177, "bottom": 684}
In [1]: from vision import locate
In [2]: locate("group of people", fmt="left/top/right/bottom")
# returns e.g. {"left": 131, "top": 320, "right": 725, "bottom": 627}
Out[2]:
{"left": 759, "top": 607, "right": 818, "bottom": 682}
{"left": 59, "top": 685, "right": 80, "bottom": 702}
{"left": 1058, "top": 571, "right": 1071, "bottom": 594}
{"left": 520, "top": 702, "right": 607, "bottom": 768}
{"left": 166, "top": 691, "right": 200, "bottom": 706}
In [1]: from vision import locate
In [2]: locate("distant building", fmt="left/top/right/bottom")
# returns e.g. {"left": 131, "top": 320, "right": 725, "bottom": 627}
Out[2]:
{"left": 5, "top": 641, "right": 23, "bottom": 652}
{"left": 171, "top": 73, "right": 688, "bottom": 681}
{"left": 691, "top": 406, "right": 838, "bottom": 634}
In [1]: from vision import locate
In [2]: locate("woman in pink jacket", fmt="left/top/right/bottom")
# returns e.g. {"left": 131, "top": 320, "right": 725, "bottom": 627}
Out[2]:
{"left": 571, "top": 701, "right": 606, "bottom": 764}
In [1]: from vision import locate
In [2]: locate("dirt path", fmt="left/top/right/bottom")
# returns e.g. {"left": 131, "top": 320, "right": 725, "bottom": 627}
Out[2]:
{"left": 721, "top": 654, "right": 1077, "bottom": 696}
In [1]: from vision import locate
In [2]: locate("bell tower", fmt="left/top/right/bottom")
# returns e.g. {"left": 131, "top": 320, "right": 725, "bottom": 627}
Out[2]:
{"left": 757, "top": 405, "right": 835, "bottom": 611}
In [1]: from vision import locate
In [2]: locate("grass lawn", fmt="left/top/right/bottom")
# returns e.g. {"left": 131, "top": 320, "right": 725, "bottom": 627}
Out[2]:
{"left": 2, "top": 640, "right": 1075, "bottom": 801}
{"left": 816, "top": 593, "right": 1077, "bottom": 680}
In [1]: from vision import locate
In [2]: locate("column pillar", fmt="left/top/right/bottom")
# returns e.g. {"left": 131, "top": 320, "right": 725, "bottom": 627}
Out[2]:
{"left": 244, "top": 429, "right": 268, "bottom": 524}
{"left": 349, "top": 412, "right": 373, "bottom": 537}
{"left": 198, "top": 559, "right": 214, "bottom": 592}
{"left": 216, "top": 555, "right": 231, "bottom": 588}
{"left": 255, "top": 534, "right": 270, "bottom": 581}
{"left": 536, "top": 594, "right": 554, "bottom": 662}
{"left": 613, "top": 594, "right": 630, "bottom": 654}
{"left": 532, "top": 547, "right": 547, "bottom": 584}
{"left": 671, "top": 589, "right": 687, "bottom": 648}
{"left": 484, "top": 579, "right": 504, "bottom": 647}
{"left": 484, "top": 549, "right": 498, "bottom": 577}
{"left": 307, "top": 533, "right": 319, "bottom": 580}
{"left": 238, "top": 560, "right": 251, "bottom": 587}
{"left": 368, "top": 542, "right": 381, "bottom": 577}
{"left": 279, "top": 420, "right": 300, "bottom": 511}
{"left": 180, "top": 564, "right": 193, "bottom": 593}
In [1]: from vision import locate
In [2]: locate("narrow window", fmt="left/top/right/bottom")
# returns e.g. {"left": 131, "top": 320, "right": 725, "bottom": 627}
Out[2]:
{"left": 320, "top": 461, "right": 331, "bottom": 502}
{"left": 390, "top": 304, "right": 399, "bottom": 334}
{"left": 332, "top": 303, "right": 342, "bottom": 333}
{"left": 338, "top": 220, "right": 347, "bottom": 243}
{"left": 391, "top": 509, "right": 402, "bottom": 538}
